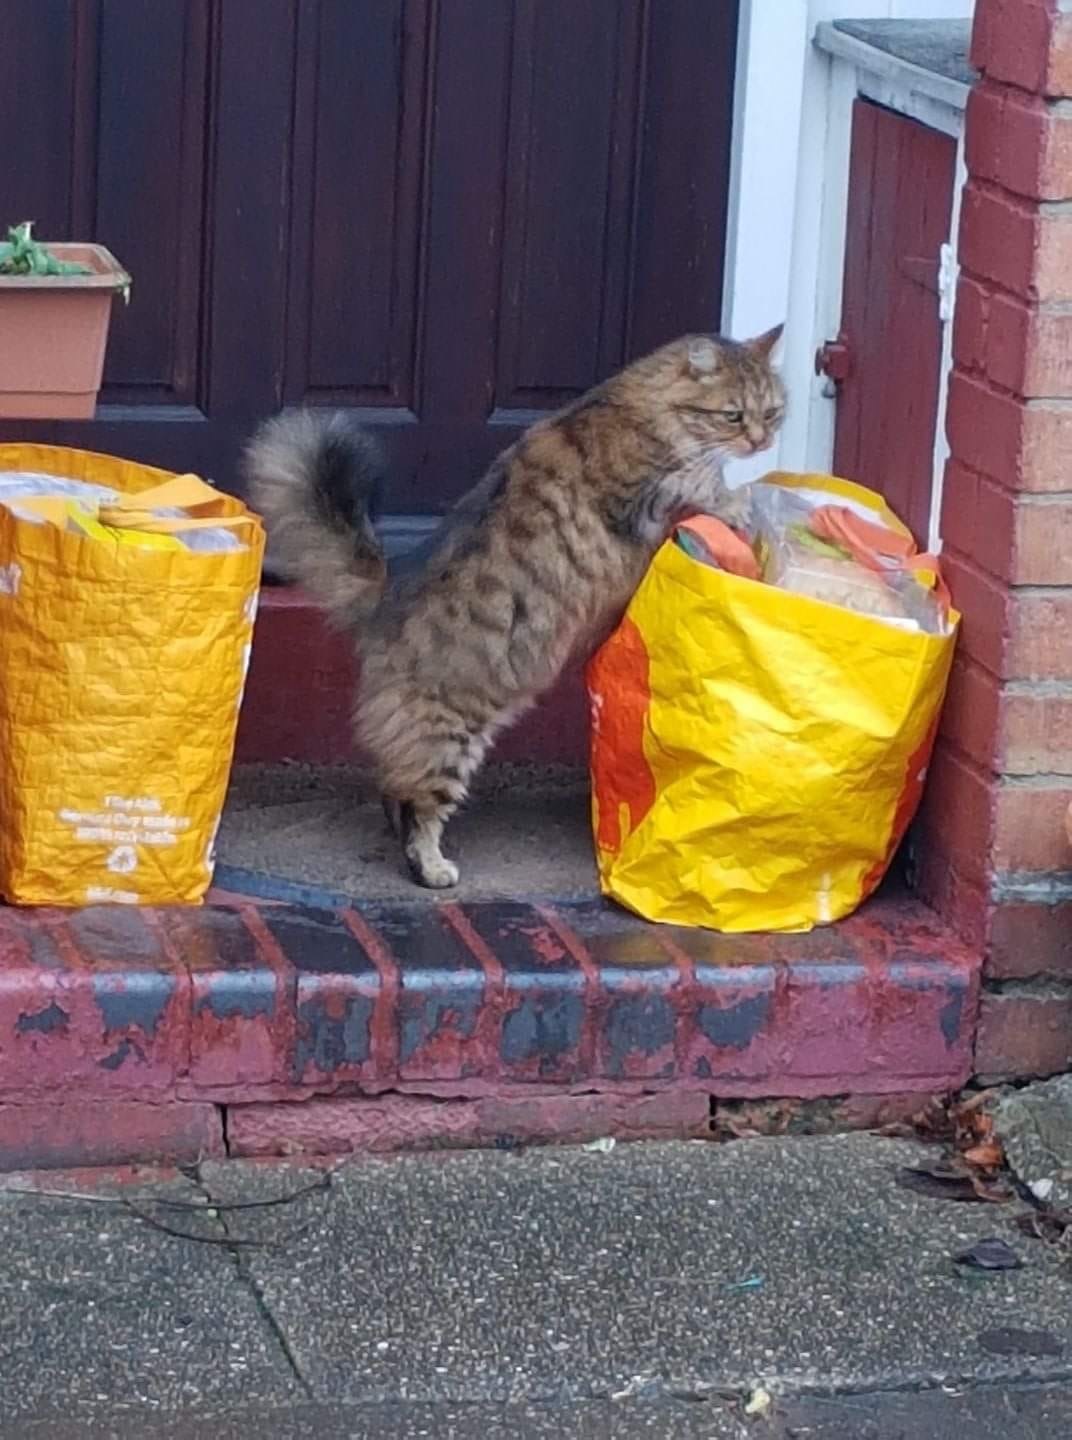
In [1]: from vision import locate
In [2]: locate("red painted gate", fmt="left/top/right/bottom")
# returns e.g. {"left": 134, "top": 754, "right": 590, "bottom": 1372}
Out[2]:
{"left": 824, "top": 99, "right": 957, "bottom": 544}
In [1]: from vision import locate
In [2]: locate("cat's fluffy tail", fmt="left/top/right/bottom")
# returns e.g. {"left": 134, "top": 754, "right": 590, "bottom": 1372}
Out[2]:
{"left": 244, "top": 409, "right": 388, "bottom": 629}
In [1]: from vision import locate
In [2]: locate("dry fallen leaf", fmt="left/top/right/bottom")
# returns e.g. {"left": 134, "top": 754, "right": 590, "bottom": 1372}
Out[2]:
{"left": 879, "top": 1096, "right": 952, "bottom": 1143}
{"left": 956, "top": 1089, "right": 998, "bottom": 1117}
{"left": 897, "top": 1165, "right": 987, "bottom": 1203}
{"left": 1016, "top": 1209, "right": 1072, "bottom": 1246}
{"left": 954, "top": 1237, "right": 1023, "bottom": 1271}
{"left": 969, "top": 1171, "right": 1014, "bottom": 1204}
{"left": 963, "top": 1140, "right": 1004, "bottom": 1171}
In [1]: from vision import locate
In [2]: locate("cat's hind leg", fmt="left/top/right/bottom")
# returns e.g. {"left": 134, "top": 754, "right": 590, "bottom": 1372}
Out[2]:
{"left": 364, "top": 686, "right": 498, "bottom": 888}
{"left": 391, "top": 725, "right": 497, "bottom": 888}
{"left": 397, "top": 792, "right": 460, "bottom": 889}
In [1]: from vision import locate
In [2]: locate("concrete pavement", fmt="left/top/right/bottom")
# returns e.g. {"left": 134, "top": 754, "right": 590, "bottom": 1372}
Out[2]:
{"left": 14, "top": 1388, "right": 1072, "bottom": 1438}
{"left": 1, "top": 1134, "right": 1071, "bottom": 1435}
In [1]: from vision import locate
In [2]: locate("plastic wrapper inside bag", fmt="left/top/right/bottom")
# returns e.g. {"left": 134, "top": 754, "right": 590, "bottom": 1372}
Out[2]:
{"left": 0, "top": 470, "right": 249, "bottom": 552}
{"left": 0, "top": 443, "right": 264, "bottom": 906}
{"left": 588, "top": 471, "right": 958, "bottom": 933}
{"left": 748, "top": 481, "right": 951, "bottom": 635}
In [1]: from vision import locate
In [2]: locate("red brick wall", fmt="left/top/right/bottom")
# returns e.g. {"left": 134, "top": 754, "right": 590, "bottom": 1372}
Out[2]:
{"left": 918, "top": 0, "right": 1072, "bottom": 1079}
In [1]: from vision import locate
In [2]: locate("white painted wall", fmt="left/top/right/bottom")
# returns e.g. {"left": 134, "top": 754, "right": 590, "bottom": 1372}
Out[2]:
{"left": 722, "top": 0, "right": 976, "bottom": 489}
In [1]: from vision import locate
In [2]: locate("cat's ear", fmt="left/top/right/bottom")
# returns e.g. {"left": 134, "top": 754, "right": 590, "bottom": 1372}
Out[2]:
{"left": 747, "top": 323, "right": 785, "bottom": 361}
{"left": 686, "top": 336, "right": 721, "bottom": 380}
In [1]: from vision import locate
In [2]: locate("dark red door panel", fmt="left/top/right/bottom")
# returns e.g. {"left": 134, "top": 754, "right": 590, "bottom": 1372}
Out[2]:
{"left": 829, "top": 99, "right": 956, "bottom": 544}
{"left": 0, "top": 0, "right": 739, "bottom": 514}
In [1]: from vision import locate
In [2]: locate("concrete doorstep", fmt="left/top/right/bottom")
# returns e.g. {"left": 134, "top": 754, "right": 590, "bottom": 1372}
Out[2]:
{"left": 2, "top": 1135, "right": 1072, "bottom": 1437}
{"left": 0, "top": 759, "right": 1000, "bottom": 1172}
{"left": 0, "top": 889, "right": 979, "bottom": 1171}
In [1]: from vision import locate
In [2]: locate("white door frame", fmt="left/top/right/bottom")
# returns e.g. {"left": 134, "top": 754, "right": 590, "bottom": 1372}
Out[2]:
{"left": 721, "top": 0, "right": 973, "bottom": 533}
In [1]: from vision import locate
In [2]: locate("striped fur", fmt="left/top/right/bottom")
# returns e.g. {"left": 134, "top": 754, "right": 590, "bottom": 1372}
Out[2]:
{"left": 244, "top": 328, "right": 785, "bottom": 887}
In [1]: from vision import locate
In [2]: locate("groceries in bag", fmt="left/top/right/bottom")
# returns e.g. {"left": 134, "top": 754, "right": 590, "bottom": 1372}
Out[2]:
{"left": 676, "top": 477, "right": 952, "bottom": 635}
{"left": 0, "top": 469, "right": 249, "bottom": 552}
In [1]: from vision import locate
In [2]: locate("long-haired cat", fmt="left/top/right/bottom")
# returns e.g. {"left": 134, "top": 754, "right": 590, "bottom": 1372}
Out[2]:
{"left": 244, "top": 328, "right": 786, "bottom": 888}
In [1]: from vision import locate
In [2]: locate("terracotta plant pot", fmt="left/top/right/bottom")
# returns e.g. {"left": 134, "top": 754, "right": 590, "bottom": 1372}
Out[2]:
{"left": 0, "top": 243, "right": 131, "bottom": 420}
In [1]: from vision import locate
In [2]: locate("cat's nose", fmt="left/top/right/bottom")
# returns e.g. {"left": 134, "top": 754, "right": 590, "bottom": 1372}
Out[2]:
{"left": 746, "top": 424, "right": 766, "bottom": 451}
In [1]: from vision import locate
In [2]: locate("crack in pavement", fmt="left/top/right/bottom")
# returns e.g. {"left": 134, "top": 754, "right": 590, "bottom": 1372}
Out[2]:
{"left": 189, "top": 1160, "right": 321, "bottom": 1402}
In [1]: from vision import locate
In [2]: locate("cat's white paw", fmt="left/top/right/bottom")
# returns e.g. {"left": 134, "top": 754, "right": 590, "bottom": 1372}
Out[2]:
{"left": 418, "top": 856, "right": 460, "bottom": 889}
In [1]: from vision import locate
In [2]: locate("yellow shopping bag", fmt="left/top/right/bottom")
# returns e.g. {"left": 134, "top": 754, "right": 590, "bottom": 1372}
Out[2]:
{"left": 0, "top": 443, "right": 264, "bottom": 906}
{"left": 587, "top": 473, "right": 958, "bottom": 933}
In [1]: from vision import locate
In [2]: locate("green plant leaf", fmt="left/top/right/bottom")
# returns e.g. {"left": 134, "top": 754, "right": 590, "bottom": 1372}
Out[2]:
{"left": 0, "top": 220, "right": 91, "bottom": 277}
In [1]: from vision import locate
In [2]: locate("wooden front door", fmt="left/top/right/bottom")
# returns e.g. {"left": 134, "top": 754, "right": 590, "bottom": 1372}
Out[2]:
{"left": 826, "top": 99, "right": 957, "bottom": 544}
{"left": 0, "top": 0, "right": 739, "bottom": 514}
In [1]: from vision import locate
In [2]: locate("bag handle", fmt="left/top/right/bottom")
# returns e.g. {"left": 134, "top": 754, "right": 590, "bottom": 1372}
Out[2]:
{"left": 96, "top": 507, "right": 257, "bottom": 535}
{"left": 99, "top": 474, "right": 259, "bottom": 534}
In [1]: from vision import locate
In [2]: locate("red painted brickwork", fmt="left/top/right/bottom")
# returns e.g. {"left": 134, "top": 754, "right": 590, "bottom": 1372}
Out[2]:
{"left": 988, "top": 901, "right": 1072, "bottom": 981}
{"left": 959, "top": 182, "right": 1072, "bottom": 302}
{"left": 947, "top": 659, "right": 1072, "bottom": 777}
{"left": 994, "top": 783, "right": 1072, "bottom": 872}
{"left": 222, "top": 1088, "right": 964, "bottom": 1162}
{"left": 939, "top": 660, "right": 1002, "bottom": 772}
{"left": 921, "top": 0, "right": 1072, "bottom": 1080}
{"left": 227, "top": 1091, "right": 711, "bottom": 1158}
{"left": 971, "top": 0, "right": 1072, "bottom": 100}
{"left": 941, "top": 461, "right": 1072, "bottom": 586}
{"left": 236, "top": 589, "right": 355, "bottom": 765}
{"left": 965, "top": 82, "right": 1072, "bottom": 202}
{"left": 0, "top": 1100, "right": 223, "bottom": 1172}
{"left": 976, "top": 991, "right": 1072, "bottom": 1080}
{"left": 935, "top": 554, "right": 1072, "bottom": 685}
{"left": 999, "top": 691, "right": 1072, "bottom": 776}
{"left": 919, "top": 749, "right": 994, "bottom": 894}
{"left": 951, "top": 279, "right": 1072, "bottom": 396}
{"left": 0, "top": 895, "right": 981, "bottom": 1168}
{"left": 946, "top": 371, "right": 1072, "bottom": 495}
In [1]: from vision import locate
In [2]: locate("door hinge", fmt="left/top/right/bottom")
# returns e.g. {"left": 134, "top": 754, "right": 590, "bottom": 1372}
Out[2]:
{"left": 814, "top": 334, "right": 851, "bottom": 384}
{"left": 938, "top": 241, "right": 957, "bottom": 323}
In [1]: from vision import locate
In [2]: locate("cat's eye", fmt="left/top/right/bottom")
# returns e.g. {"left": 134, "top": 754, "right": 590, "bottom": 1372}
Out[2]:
{"left": 721, "top": 409, "right": 744, "bottom": 425}
{"left": 764, "top": 408, "right": 782, "bottom": 422}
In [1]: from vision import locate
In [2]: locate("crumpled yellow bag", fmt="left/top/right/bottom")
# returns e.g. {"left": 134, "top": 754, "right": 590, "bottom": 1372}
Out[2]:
{"left": 0, "top": 443, "right": 264, "bottom": 906}
{"left": 587, "top": 472, "right": 958, "bottom": 933}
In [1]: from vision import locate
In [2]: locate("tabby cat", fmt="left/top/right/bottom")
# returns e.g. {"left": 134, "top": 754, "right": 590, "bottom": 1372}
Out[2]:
{"left": 245, "top": 327, "right": 786, "bottom": 888}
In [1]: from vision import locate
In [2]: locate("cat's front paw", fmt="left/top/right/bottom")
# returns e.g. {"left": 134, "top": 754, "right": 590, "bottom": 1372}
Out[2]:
{"left": 714, "top": 483, "right": 753, "bottom": 532}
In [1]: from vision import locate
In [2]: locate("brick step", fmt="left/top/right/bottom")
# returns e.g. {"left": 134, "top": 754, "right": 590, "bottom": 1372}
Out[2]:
{"left": 236, "top": 588, "right": 588, "bottom": 765}
{"left": 0, "top": 894, "right": 979, "bottom": 1168}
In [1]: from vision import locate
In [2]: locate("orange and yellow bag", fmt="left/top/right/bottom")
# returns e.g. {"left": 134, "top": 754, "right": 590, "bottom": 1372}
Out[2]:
{"left": 587, "top": 472, "right": 958, "bottom": 933}
{"left": 0, "top": 443, "right": 264, "bottom": 906}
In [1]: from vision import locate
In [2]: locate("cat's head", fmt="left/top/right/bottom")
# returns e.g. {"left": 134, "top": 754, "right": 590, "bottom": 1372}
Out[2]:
{"left": 621, "top": 327, "right": 786, "bottom": 460}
